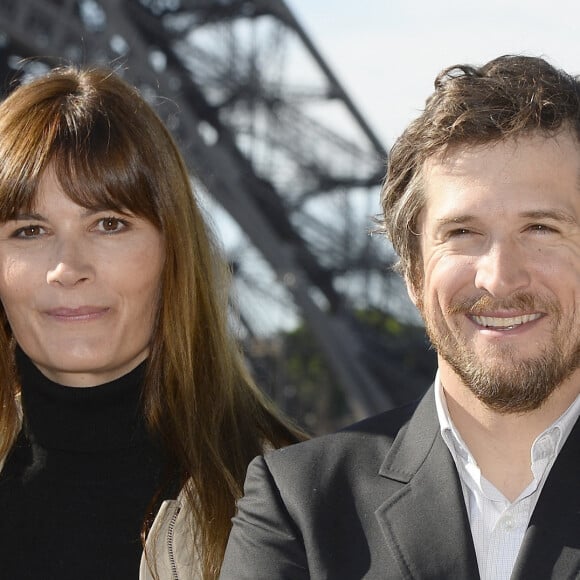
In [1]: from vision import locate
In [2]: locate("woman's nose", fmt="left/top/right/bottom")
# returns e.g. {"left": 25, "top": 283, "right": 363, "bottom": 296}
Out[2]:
{"left": 46, "top": 240, "right": 93, "bottom": 287}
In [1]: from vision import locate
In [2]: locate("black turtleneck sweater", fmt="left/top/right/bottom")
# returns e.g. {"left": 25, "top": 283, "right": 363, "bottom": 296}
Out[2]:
{"left": 0, "top": 351, "right": 165, "bottom": 579}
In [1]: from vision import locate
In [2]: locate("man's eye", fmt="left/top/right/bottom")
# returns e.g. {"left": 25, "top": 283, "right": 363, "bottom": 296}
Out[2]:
{"left": 448, "top": 228, "right": 472, "bottom": 237}
{"left": 528, "top": 223, "right": 556, "bottom": 234}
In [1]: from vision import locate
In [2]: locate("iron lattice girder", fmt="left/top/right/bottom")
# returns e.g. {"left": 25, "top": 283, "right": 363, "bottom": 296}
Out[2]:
{"left": 0, "top": 0, "right": 431, "bottom": 417}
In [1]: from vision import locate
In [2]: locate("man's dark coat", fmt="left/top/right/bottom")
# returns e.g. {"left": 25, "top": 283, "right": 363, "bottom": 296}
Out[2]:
{"left": 220, "top": 387, "right": 580, "bottom": 579}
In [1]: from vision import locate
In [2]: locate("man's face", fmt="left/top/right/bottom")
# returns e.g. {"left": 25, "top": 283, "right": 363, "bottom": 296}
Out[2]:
{"left": 413, "top": 131, "right": 580, "bottom": 413}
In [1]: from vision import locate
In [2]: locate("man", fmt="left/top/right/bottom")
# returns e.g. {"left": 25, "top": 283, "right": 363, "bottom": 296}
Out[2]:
{"left": 219, "top": 55, "right": 580, "bottom": 580}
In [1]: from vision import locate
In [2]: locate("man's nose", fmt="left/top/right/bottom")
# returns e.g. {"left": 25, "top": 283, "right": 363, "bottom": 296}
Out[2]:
{"left": 474, "top": 240, "right": 531, "bottom": 298}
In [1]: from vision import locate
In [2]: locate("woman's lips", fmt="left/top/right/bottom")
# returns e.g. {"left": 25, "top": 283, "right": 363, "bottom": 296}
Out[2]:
{"left": 45, "top": 306, "right": 110, "bottom": 321}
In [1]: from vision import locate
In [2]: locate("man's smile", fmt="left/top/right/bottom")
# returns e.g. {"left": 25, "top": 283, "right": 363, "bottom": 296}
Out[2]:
{"left": 470, "top": 312, "right": 543, "bottom": 330}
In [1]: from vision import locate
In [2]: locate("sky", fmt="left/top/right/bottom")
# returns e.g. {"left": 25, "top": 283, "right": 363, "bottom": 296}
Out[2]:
{"left": 198, "top": 0, "right": 580, "bottom": 335}
{"left": 287, "top": 0, "right": 580, "bottom": 149}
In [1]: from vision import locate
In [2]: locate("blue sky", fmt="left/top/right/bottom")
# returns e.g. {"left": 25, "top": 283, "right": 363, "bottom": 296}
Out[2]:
{"left": 288, "top": 0, "right": 580, "bottom": 148}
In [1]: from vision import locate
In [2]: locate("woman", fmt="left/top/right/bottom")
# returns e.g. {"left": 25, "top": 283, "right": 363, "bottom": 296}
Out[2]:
{"left": 0, "top": 66, "right": 305, "bottom": 579}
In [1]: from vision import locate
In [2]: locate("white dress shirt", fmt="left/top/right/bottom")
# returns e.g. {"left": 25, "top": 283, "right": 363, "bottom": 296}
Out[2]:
{"left": 434, "top": 373, "right": 580, "bottom": 580}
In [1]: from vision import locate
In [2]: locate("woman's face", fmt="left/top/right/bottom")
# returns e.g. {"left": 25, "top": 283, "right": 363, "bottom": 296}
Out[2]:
{"left": 0, "top": 168, "right": 165, "bottom": 386}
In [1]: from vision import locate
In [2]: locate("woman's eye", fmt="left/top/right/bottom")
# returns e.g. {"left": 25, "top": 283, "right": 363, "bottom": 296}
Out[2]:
{"left": 98, "top": 217, "right": 127, "bottom": 233}
{"left": 13, "top": 225, "right": 45, "bottom": 238}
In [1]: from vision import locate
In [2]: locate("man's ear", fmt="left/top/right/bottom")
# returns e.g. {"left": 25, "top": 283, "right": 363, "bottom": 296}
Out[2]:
{"left": 405, "top": 274, "right": 420, "bottom": 308}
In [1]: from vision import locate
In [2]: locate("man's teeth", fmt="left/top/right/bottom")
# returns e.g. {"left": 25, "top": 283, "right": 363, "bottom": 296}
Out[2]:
{"left": 471, "top": 313, "right": 541, "bottom": 329}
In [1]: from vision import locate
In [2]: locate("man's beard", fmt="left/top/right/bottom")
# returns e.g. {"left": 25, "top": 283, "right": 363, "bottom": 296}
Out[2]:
{"left": 421, "top": 293, "right": 580, "bottom": 413}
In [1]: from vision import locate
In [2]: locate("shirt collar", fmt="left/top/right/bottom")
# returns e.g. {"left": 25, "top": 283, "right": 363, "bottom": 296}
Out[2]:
{"left": 547, "top": 388, "right": 580, "bottom": 455}
{"left": 434, "top": 370, "right": 580, "bottom": 467}
{"left": 434, "top": 371, "right": 470, "bottom": 462}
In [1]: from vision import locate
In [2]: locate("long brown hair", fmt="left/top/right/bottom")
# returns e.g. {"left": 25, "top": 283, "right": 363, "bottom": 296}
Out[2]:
{"left": 0, "top": 66, "right": 306, "bottom": 578}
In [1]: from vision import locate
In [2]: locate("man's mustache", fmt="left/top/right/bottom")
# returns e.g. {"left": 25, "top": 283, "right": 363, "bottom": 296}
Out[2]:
{"left": 446, "top": 292, "right": 552, "bottom": 315}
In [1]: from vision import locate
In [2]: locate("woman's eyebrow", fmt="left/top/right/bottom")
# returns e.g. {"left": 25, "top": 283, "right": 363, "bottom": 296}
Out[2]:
{"left": 11, "top": 212, "right": 46, "bottom": 221}
{"left": 10, "top": 208, "right": 129, "bottom": 221}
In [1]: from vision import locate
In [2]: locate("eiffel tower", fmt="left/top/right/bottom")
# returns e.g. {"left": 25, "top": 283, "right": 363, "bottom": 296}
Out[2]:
{"left": 0, "top": 0, "right": 434, "bottom": 427}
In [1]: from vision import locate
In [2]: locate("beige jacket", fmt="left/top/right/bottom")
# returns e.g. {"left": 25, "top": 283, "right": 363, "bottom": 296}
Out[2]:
{"left": 140, "top": 491, "right": 201, "bottom": 579}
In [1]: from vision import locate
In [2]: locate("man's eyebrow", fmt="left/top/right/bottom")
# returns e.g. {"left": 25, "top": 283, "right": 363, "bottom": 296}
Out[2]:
{"left": 434, "top": 214, "right": 477, "bottom": 227}
{"left": 435, "top": 210, "right": 577, "bottom": 227}
{"left": 520, "top": 209, "right": 577, "bottom": 223}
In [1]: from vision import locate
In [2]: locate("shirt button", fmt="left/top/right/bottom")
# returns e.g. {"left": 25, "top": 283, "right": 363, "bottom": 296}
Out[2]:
{"left": 502, "top": 516, "right": 515, "bottom": 530}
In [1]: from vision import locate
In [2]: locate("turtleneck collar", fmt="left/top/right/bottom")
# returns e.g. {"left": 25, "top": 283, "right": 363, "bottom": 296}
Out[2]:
{"left": 16, "top": 348, "right": 150, "bottom": 453}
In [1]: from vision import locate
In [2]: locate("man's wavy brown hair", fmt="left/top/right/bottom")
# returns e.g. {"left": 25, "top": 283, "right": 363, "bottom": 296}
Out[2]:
{"left": 379, "top": 55, "right": 580, "bottom": 294}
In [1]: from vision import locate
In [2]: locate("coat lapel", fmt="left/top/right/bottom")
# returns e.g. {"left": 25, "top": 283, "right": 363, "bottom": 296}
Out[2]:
{"left": 511, "top": 416, "right": 580, "bottom": 580}
{"left": 375, "top": 388, "right": 480, "bottom": 579}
